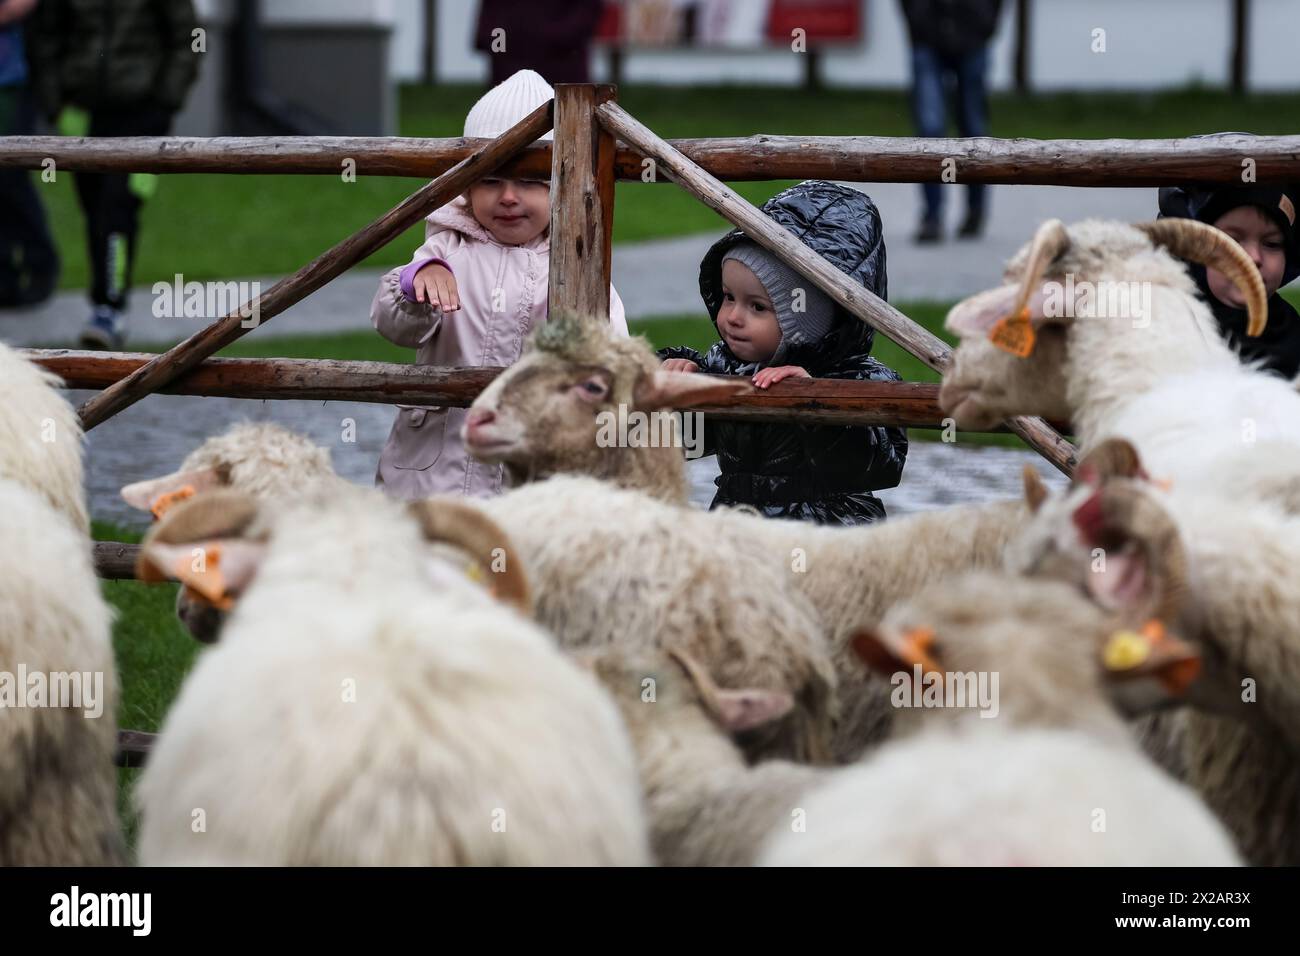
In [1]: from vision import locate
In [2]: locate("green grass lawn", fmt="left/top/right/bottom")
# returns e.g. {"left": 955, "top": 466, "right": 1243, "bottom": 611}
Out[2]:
{"left": 31, "top": 85, "right": 1300, "bottom": 289}
{"left": 93, "top": 519, "right": 199, "bottom": 858}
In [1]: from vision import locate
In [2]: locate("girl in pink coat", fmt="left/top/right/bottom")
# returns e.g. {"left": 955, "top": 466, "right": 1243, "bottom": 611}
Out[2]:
{"left": 370, "top": 69, "right": 628, "bottom": 501}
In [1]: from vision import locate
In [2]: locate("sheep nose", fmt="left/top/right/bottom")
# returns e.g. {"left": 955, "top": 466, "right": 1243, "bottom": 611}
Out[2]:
{"left": 465, "top": 408, "right": 495, "bottom": 439}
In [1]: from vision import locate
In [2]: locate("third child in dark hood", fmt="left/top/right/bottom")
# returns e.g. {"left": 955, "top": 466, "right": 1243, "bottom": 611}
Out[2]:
{"left": 1158, "top": 181, "right": 1300, "bottom": 380}
{"left": 658, "top": 181, "right": 908, "bottom": 526}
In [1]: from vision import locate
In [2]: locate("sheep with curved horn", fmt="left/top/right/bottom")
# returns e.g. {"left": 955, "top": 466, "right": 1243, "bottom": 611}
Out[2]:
{"left": 939, "top": 216, "right": 1299, "bottom": 513}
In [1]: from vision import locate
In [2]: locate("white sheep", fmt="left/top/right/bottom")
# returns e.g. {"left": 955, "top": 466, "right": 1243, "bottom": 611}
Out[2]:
{"left": 938, "top": 217, "right": 1300, "bottom": 506}
{"left": 462, "top": 314, "right": 750, "bottom": 504}
{"left": 2, "top": 342, "right": 89, "bottom": 532}
{"left": 759, "top": 572, "right": 1241, "bottom": 866}
{"left": 134, "top": 485, "right": 649, "bottom": 866}
{"left": 478, "top": 475, "right": 1028, "bottom": 761}
{"left": 0, "top": 480, "right": 122, "bottom": 864}
{"left": 1010, "top": 440, "right": 1300, "bottom": 864}
{"left": 0, "top": 344, "right": 120, "bottom": 863}
{"left": 473, "top": 477, "right": 842, "bottom": 763}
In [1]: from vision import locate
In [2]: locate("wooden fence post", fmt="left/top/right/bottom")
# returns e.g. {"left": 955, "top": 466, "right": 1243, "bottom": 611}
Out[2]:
{"left": 549, "top": 84, "right": 617, "bottom": 323}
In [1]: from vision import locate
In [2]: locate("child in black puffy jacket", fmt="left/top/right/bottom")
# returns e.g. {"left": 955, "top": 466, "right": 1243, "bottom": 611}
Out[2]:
{"left": 658, "top": 181, "right": 908, "bottom": 526}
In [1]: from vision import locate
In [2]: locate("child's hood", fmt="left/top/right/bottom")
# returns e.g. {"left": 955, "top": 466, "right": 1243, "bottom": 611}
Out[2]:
{"left": 426, "top": 196, "right": 550, "bottom": 253}
{"left": 697, "top": 181, "right": 887, "bottom": 367}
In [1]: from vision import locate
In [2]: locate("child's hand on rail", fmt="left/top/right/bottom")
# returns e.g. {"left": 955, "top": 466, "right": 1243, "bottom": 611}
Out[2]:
{"left": 752, "top": 366, "right": 810, "bottom": 389}
{"left": 412, "top": 263, "right": 460, "bottom": 313}
{"left": 660, "top": 359, "right": 700, "bottom": 374}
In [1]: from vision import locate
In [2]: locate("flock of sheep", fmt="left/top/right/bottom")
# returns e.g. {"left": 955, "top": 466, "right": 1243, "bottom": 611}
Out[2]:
{"left": 3, "top": 216, "right": 1297, "bottom": 866}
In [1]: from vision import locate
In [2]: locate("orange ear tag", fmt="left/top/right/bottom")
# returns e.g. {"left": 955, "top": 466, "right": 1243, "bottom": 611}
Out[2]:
{"left": 151, "top": 484, "right": 196, "bottom": 520}
{"left": 1138, "top": 619, "right": 1200, "bottom": 695}
{"left": 174, "top": 543, "right": 230, "bottom": 608}
{"left": 899, "top": 626, "right": 944, "bottom": 676}
{"left": 988, "top": 308, "right": 1037, "bottom": 358}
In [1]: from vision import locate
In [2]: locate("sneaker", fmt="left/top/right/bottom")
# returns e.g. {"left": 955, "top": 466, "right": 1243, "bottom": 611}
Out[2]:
{"left": 957, "top": 210, "right": 985, "bottom": 239}
{"left": 914, "top": 218, "right": 943, "bottom": 244}
{"left": 79, "top": 306, "right": 126, "bottom": 351}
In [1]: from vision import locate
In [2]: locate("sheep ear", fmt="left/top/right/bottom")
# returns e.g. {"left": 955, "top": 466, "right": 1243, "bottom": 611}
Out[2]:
{"left": 136, "top": 489, "right": 266, "bottom": 606}
{"left": 137, "top": 538, "right": 266, "bottom": 609}
{"left": 1075, "top": 438, "right": 1148, "bottom": 488}
{"left": 1101, "top": 623, "right": 1201, "bottom": 697}
{"left": 665, "top": 646, "right": 793, "bottom": 732}
{"left": 945, "top": 284, "right": 1070, "bottom": 343}
{"left": 121, "top": 468, "right": 222, "bottom": 517}
{"left": 850, "top": 628, "right": 910, "bottom": 675}
{"left": 632, "top": 369, "right": 752, "bottom": 412}
{"left": 1022, "top": 464, "right": 1049, "bottom": 513}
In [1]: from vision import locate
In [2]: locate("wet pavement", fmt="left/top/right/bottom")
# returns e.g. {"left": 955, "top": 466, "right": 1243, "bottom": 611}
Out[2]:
{"left": 78, "top": 387, "right": 1066, "bottom": 534}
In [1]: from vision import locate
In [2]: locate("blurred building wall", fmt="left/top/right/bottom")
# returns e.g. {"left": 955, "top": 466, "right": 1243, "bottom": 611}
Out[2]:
{"left": 175, "top": 0, "right": 397, "bottom": 135}
{"left": 393, "top": 0, "right": 1298, "bottom": 92}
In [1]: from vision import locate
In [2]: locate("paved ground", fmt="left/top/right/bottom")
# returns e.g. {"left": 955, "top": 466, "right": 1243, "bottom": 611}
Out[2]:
{"left": 0, "top": 182, "right": 1157, "bottom": 348}
{"left": 79, "top": 386, "right": 1066, "bottom": 534}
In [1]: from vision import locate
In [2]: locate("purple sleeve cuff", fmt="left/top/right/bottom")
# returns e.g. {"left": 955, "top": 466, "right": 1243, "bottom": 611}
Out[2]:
{"left": 399, "top": 257, "right": 452, "bottom": 302}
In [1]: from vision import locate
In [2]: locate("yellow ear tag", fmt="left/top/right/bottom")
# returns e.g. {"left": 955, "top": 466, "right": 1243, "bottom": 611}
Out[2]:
{"left": 151, "top": 484, "right": 196, "bottom": 520}
{"left": 988, "top": 308, "right": 1037, "bottom": 358}
{"left": 463, "top": 561, "right": 485, "bottom": 585}
{"left": 1103, "top": 630, "right": 1150, "bottom": 671}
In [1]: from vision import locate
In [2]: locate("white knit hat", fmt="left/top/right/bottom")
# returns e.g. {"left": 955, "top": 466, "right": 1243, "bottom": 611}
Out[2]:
{"left": 464, "top": 69, "right": 555, "bottom": 142}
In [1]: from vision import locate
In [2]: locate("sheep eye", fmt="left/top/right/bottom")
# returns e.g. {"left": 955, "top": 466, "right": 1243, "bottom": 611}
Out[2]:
{"left": 582, "top": 380, "right": 607, "bottom": 396}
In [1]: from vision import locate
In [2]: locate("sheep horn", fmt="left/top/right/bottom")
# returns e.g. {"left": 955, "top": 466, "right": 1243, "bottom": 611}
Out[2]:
{"left": 1009, "top": 218, "right": 1071, "bottom": 322}
{"left": 406, "top": 500, "right": 532, "bottom": 616}
{"left": 1134, "top": 219, "right": 1269, "bottom": 336}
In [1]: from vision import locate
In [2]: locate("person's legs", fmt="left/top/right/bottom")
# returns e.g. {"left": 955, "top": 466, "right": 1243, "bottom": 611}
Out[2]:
{"left": 954, "top": 46, "right": 992, "bottom": 237}
{"left": 909, "top": 45, "right": 947, "bottom": 241}
{"left": 0, "top": 87, "right": 59, "bottom": 307}
{"left": 77, "top": 105, "right": 171, "bottom": 347}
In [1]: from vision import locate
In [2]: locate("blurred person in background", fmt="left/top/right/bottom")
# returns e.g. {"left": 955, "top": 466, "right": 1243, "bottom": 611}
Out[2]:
{"left": 0, "top": 0, "right": 58, "bottom": 308}
{"left": 900, "top": 0, "right": 1003, "bottom": 244}
{"left": 28, "top": 0, "right": 199, "bottom": 349}
{"left": 475, "top": 0, "right": 605, "bottom": 85}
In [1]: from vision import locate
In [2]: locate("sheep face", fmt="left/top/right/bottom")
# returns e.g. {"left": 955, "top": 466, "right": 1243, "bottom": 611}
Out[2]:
{"left": 1010, "top": 443, "right": 1242, "bottom": 718}
{"left": 121, "top": 422, "right": 338, "bottom": 516}
{"left": 939, "top": 297, "right": 1072, "bottom": 430}
{"left": 462, "top": 316, "right": 748, "bottom": 486}
{"left": 939, "top": 217, "right": 1261, "bottom": 431}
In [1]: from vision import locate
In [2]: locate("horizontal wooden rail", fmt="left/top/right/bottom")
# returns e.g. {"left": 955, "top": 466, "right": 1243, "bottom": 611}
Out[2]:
{"left": 116, "top": 729, "right": 155, "bottom": 768}
{"left": 5, "top": 132, "right": 1299, "bottom": 185}
{"left": 28, "top": 349, "right": 1058, "bottom": 430}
